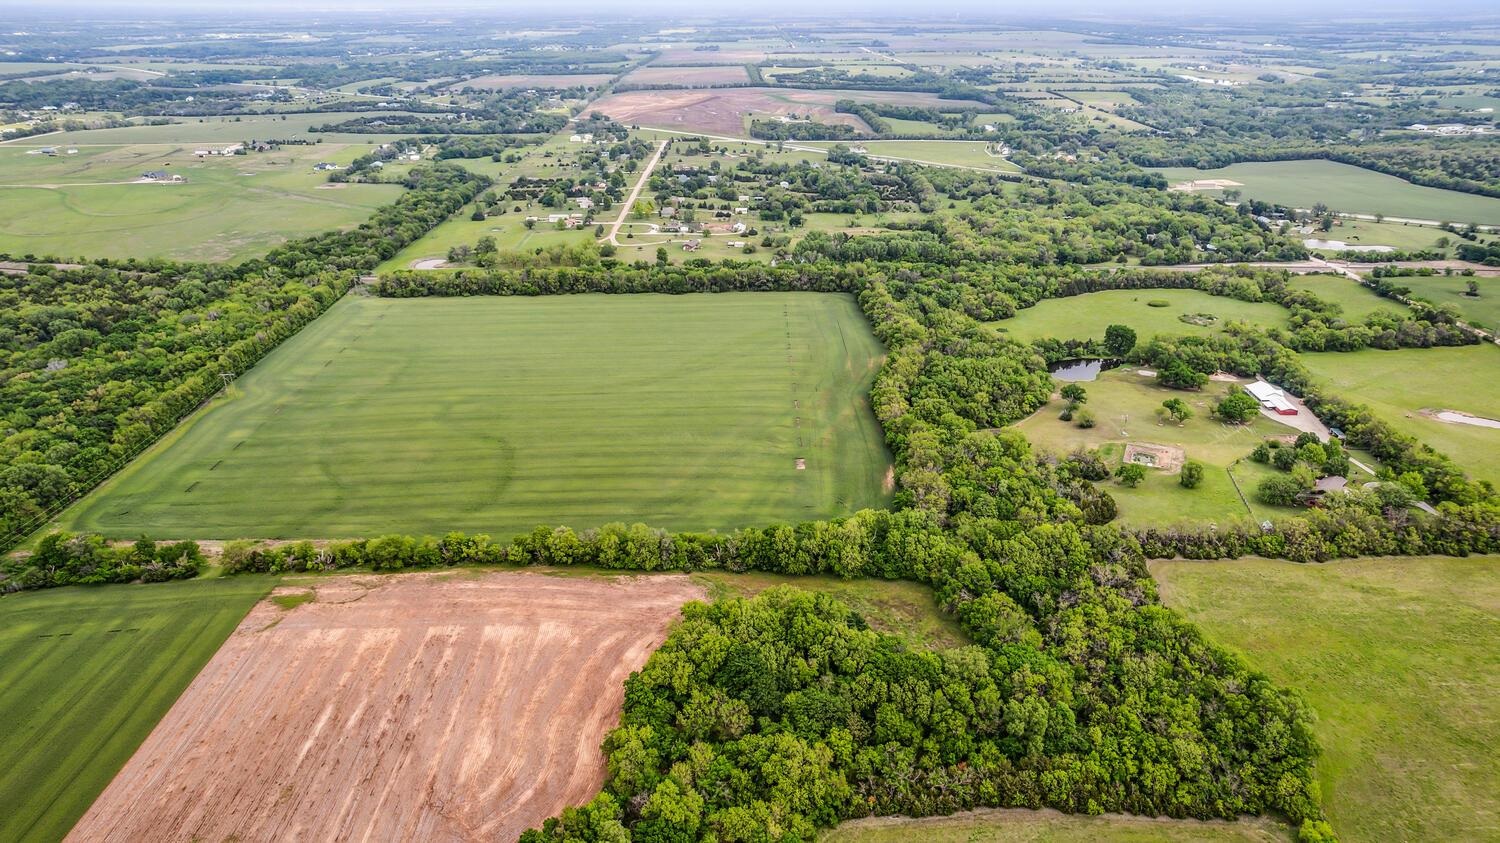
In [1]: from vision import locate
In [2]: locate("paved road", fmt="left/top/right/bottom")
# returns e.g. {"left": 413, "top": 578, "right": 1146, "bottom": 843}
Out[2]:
{"left": 603, "top": 139, "right": 667, "bottom": 246}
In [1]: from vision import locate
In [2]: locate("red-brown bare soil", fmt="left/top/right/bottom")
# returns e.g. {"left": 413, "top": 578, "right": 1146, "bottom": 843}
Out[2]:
{"left": 67, "top": 571, "right": 704, "bottom": 843}
{"left": 583, "top": 87, "right": 986, "bottom": 135}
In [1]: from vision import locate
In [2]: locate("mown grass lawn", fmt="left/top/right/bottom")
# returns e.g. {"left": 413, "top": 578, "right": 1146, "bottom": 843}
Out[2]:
{"left": 1285, "top": 274, "right": 1408, "bottom": 322}
{"left": 1300, "top": 345, "right": 1500, "bottom": 485}
{"left": 1151, "top": 160, "right": 1500, "bottom": 225}
{"left": 992, "top": 288, "right": 1292, "bottom": 344}
{"left": 1151, "top": 556, "right": 1500, "bottom": 842}
{"left": 58, "top": 292, "right": 892, "bottom": 540}
{"left": 0, "top": 577, "right": 273, "bottom": 843}
{"left": 1392, "top": 273, "right": 1500, "bottom": 331}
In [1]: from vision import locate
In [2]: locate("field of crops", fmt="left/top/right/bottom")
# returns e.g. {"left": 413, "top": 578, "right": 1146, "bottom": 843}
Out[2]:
{"left": 1153, "top": 556, "right": 1500, "bottom": 842}
{"left": 0, "top": 577, "right": 272, "bottom": 843}
{"left": 58, "top": 292, "right": 892, "bottom": 539}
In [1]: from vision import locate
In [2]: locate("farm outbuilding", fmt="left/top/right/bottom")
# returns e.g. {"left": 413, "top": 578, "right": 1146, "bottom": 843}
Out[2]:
{"left": 1245, "top": 380, "right": 1298, "bottom": 415}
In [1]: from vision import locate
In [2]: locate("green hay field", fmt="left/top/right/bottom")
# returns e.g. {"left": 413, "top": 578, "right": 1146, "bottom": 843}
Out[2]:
{"left": 59, "top": 292, "right": 893, "bottom": 539}
{"left": 1300, "top": 345, "right": 1500, "bottom": 485}
{"left": 1151, "top": 160, "right": 1500, "bottom": 225}
{"left": 0, "top": 577, "right": 272, "bottom": 843}
{"left": 1392, "top": 273, "right": 1500, "bottom": 331}
{"left": 1152, "top": 556, "right": 1500, "bottom": 842}
{"left": 823, "top": 808, "right": 1291, "bottom": 842}
{"left": 1285, "top": 274, "right": 1408, "bottom": 322}
{"left": 803, "top": 140, "right": 1022, "bottom": 172}
{"left": 0, "top": 142, "right": 402, "bottom": 261}
{"left": 993, "top": 288, "right": 1292, "bottom": 344}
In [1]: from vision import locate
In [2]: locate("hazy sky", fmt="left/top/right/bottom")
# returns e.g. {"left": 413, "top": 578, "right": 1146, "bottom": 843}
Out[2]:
{"left": 8, "top": 0, "right": 1499, "bottom": 17}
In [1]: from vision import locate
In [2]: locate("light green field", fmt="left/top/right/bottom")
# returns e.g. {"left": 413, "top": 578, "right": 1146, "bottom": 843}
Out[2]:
{"left": 1285, "top": 274, "right": 1408, "bottom": 322}
{"left": 1152, "top": 556, "right": 1500, "bottom": 842}
{"left": 802, "top": 140, "right": 1022, "bottom": 172}
{"left": 1305, "top": 218, "right": 1454, "bottom": 253}
{"left": 377, "top": 214, "right": 593, "bottom": 272}
{"left": 1014, "top": 370, "right": 1308, "bottom": 526}
{"left": 1153, "top": 160, "right": 1500, "bottom": 225}
{"left": 59, "top": 293, "right": 892, "bottom": 539}
{"left": 1393, "top": 273, "right": 1500, "bottom": 330}
{"left": 1301, "top": 345, "right": 1500, "bottom": 485}
{"left": 823, "top": 808, "right": 1290, "bottom": 842}
{"left": 994, "top": 288, "right": 1292, "bottom": 343}
{"left": 0, "top": 577, "right": 273, "bottom": 843}
{"left": 0, "top": 143, "right": 401, "bottom": 261}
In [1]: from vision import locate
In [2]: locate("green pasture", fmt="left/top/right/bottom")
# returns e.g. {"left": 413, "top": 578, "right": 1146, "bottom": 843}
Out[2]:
{"left": 823, "top": 808, "right": 1291, "bottom": 842}
{"left": 1300, "top": 345, "right": 1500, "bottom": 485}
{"left": 0, "top": 142, "right": 401, "bottom": 261}
{"left": 3, "top": 111, "right": 415, "bottom": 144}
{"left": 1152, "top": 160, "right": 1500, "bottom": 225}
{"left": 1304, "top": 217, "right": 1454, "bottom": 253}
{"left": 377, "top": 213, "right": 592, "bottom": 272}
{"left": 993, "top": 288, "right": 1292, "bottom": 343}
{"left": 1392, "top": 273, "right": 1500, "bottom": 330}
{"left": 1012, "top": 369, "right": 1309, "bottom": 526}
{"left": 1285, "top": 274, "right": 1408, "bottom": 322}
{"left": 0, "top": 577, "right": 272, "bottom": 843}
{"left": 58, "top": 293, "right": 892, "bottom": 539}
{"left": 1153, "top": 556, "right": 1500, "bottom": 842}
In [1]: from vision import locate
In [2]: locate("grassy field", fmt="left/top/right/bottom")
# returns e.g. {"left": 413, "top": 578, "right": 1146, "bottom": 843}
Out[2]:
{"left": 58, "top": 293, "right": 892, "bottom": 539}
{"left": 1153, "top": 160, "right": 1500, "bottom": 225}
{"left": 0, "top": 577, "right": 273, "bottom": 843}
{"left": 0, "top": 142, "right": 401, "bottom": 261}
{"left": 993, "top": 289, "right": 1292, "bottom": 343}
{"left": 1013, "top": 369, "right": 1309, "bottom": 526}
{"left": 1286, "top": 274, "right": 1408, "bottom": 322}
{"left": 1300, "top": 345, "right": 1500, "bottom": 485}
{"left": 1392, "top": 273, "right": 1500, "bottom": 330}
{"left": 1305, "top": 217, "right": 1455, "bottom": 253}
{"left": 2, "top": 111, "right": 416, "bottom": 144}
{"left": 1152, "top": 556, "right": 1500, "bottom": 842}
{"left": 823, "top": 808, "right": 1291, "bottom": 842}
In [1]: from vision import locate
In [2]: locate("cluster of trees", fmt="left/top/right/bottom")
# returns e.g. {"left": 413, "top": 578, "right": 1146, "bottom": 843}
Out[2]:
{"left": 0, "top": 164, "right": 488, "bottom": 550}
{"left": 1, "top": 532, "right": 202, "bottom": 592}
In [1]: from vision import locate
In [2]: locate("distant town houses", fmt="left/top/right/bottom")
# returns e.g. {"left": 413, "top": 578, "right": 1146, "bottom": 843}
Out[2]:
{"left": 1405, "top": 123, "right": 1490, "bottom": 136}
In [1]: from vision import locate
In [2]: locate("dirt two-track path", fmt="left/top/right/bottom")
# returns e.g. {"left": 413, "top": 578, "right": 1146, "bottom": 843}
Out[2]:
{"left": 67, "top": 571, "right": 704, "bottom": 843}
{"left": 603, "top": 139, "right": 668, "bottom": 246}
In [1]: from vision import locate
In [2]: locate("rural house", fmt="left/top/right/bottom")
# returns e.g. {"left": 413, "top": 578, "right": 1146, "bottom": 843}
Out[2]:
{"left": 1244, "top": 380, "right": 1297, "bottom": 415}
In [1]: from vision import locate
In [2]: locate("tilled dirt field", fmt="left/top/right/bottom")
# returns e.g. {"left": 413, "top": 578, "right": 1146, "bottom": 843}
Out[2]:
{"left": 67, "top": 571, "right": 704, "bottom": 843}
{"left": 583, "top": 87, "right": 984, "bottom": 136}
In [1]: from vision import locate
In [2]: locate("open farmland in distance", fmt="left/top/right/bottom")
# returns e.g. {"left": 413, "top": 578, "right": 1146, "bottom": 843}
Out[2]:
{"left": 0, "top": 142, "right": 402, "bottom": 261}
{"left": 67, "top": 571, "right": 705, "bottom": 843}
{"left": 1153, "top": 556, "right": 1500, "bottom": 842}
{"left": 0, "top": 577, "right": 272, "bottom": 843}
{"left": 58, "top": 292, "right": 892, "bottom": 539}
{"left": 1153, "top": 160, "right": 1500, "bottom": 225}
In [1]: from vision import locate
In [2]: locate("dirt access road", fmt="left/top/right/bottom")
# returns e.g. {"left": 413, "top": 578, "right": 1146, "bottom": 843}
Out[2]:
{"left": 68, "top": 570, "right": 704, "bottom": 843}
{"left": 603, "top": 139, "right": 667, "bottom": 246}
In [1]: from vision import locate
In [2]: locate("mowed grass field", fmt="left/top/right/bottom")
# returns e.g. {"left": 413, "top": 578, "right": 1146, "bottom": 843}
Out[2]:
{"left": 1300, "top": 345, "right": 1500, "bottom": 485}
{"left": 803, "top": 140, "right": 1023, "bottom": 172}
{"left": 1393, "top": 273, "right": 1500, "bottom": 330}
{"left": 1286, "top": 274, "right": 1408, "bottom": 322}
{"left": 993, "top": 289, "right": 1292, "bottom": 343}
{"left": 1153, "top": 160, "right": 1500, "bottom": 225}
{"left": 1152, "top": 556, "right": 1500, "bottom": 842}
{"left": 60, "top": 293, "right": 892, "bottom": 539}
{"left": 0, "top": 142, "right": 401, "bottom": 261}
{"left": 0, "top": 577, "right": 272, "bottom": 843}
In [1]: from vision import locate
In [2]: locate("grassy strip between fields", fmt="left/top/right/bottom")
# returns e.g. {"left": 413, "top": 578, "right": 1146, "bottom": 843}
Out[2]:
{"left": 821, "top": 807, "right": 1291, "bottom": 841}
{"left": 0, "top": 576, "right": 274, "bottom": 842}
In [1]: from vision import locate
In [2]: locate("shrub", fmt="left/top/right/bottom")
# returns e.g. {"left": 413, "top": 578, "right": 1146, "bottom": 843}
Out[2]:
{"left": 1075, "top": 408, "right": 1097, "bottom": 428}
{"left": 1180, "top": 460, "right": 1205, "bottom": 489}
{"left": 1116, "top": 462, "right": 1147, "bottom": 487}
